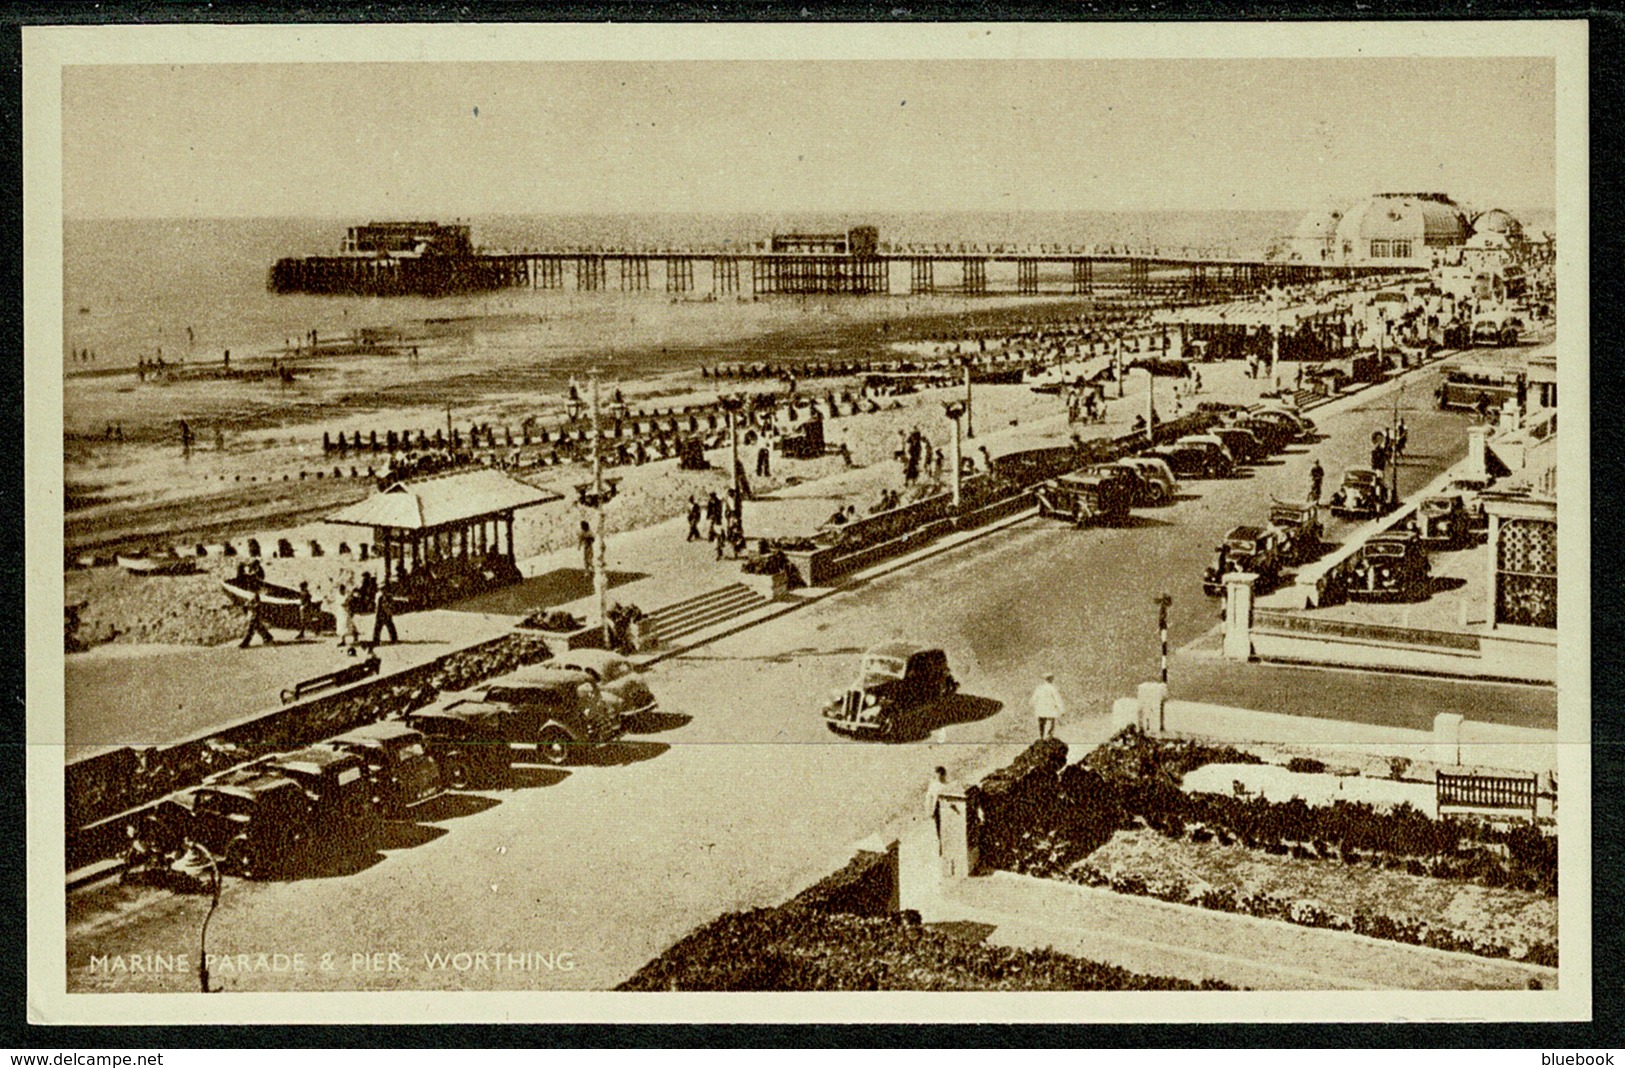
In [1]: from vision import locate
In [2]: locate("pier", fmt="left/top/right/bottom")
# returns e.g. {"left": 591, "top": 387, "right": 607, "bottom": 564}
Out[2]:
{"left": 269, "top": 224, "right": 1416, "bottom": 300}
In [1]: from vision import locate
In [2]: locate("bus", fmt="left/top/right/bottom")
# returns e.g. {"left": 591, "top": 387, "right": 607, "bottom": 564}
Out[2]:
{"left": 1436, "top": 363, "right": 1526, "bottom": 412}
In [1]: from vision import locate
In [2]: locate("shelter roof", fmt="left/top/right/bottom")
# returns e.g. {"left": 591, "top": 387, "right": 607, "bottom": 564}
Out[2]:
{"left": 328, "top": 468, "right": 563, "bottom": 531}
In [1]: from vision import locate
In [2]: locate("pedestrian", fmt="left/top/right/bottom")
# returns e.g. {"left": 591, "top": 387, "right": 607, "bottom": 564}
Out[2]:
{"left": 1309, "top": 459, "right": 1324, "bottom": 502}
{"left": 1031, "top": 672, "right": 1064, "bottom": 741}
{"left": 332, "top": 584, "right": 354, "bottom": 652}
{"left": 370, "top": 581, "right": 399, "bottom": 647}
{"left": 340, "top": 585, "right": 363, "bottom": 654}
{"left": 756, "top": 443, "right": 770, "bottom": 478}
{"left": 927, "top": 766, "right": 949, "bottom": 840}
{"left": 239, "top": 585, "right": 274, "bottom": 648}
{"left": 704, "top": 491, "right": 723, "bottom": 541}
{"left": 578, "top": 519, "right": 595, "bottom": 574}
{"left": 294, "top": 580, "right": 313, "bottom": 639}
{"left": 685, "top": 496, "right": 702, "bottom": 541}
{"left": 1395, "top": 420, "right": 1408, "bottom": 457}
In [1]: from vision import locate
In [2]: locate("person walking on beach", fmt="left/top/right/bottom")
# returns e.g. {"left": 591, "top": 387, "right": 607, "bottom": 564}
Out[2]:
{"left": 685, "top": 496, "right": 702, "bottom": 542}
{"left": 370, "top": 581, "right": 399, "bottom": 648}
{"left": 294, "top": 581, "right": 313, "bottom": 639}
{"left": 1031, "top": 672, "right": 1064, "bottom": 741}
{"left": 239, "top": 586, "right": 274, "bottom": 649}
{"left": 578, "top": 520, "right": 595, "bottom": 575}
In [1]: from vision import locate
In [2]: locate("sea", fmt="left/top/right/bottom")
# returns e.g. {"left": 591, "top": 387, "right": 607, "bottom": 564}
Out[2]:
{"left": 63, "top": 210, "right": 1305, "bottom": 368}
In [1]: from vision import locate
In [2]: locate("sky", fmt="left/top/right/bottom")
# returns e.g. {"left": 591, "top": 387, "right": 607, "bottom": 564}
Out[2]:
{"left": 61, "top": 57, "right": 1556, "bottom": 219}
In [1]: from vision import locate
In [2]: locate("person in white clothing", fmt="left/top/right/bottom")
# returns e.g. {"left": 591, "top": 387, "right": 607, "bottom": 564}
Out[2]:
{"left": 1031, "top": 672, "right": 1065, "bottom": 740}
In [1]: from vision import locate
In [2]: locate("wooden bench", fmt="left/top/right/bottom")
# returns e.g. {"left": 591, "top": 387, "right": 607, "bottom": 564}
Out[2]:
{"left": 280, "top": 653, "right": 382, "bottom": 705}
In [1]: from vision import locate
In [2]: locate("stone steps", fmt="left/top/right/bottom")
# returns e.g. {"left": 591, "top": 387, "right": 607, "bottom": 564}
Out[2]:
{"left": 643, "top": 583, "right": 767, "bottom": 644}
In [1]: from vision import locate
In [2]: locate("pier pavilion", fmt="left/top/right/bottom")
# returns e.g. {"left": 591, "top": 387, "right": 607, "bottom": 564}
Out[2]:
{"left": 328, "top": 468, "right": 562, "bottom": 607}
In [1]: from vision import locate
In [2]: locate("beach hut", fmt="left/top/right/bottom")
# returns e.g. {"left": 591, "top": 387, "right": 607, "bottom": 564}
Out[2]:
{"left": 327, "top": 468, "right": 563, "bottom": 608}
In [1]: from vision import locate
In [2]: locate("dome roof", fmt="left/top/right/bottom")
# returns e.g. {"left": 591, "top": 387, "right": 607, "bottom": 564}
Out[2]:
{"left": 1475, "top": 208, "right": 1524, "bottom": 238}
{"left": 1335, "top": 194, "right": 1467, "bottom": 248}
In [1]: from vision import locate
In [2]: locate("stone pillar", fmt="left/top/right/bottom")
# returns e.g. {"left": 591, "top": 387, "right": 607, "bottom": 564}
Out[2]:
{"left": 1112, "top": 696, "right": 1142, "bottom": 734}
{"left": 1222, "top": 572, "right": 1257, "bottom": 661}
{"left": 1464, "top": 426, "right": 1489, "bottom": 481}
{"left": 935, "top": 787, "right": 977, "bottom": 879}
{"left": 1434, "top": 712, "right": 1465, "bottom": 769}
{"left": 1137, "top": 681, "right": 1168, "bottom": 734}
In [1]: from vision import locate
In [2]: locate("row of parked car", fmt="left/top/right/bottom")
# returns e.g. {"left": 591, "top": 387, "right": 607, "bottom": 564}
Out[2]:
{"left": 1339, "top": 481, "right": 1490, "bottom": 601}
{"left": 122, "top": 649, "right": 660, "bottom": 886}
{"left": 1036, "top": 405, "right": 1319, "bottom": 527}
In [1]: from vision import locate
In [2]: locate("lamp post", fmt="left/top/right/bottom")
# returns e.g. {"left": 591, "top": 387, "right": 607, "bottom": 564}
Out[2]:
{"left": 1140, "top": 366, "right": 1156, "bottom": 442}
{"left": 573, "top": 372, "right": 620, "bottom": 647}
{"left": 941, "top": 399, "right": 967, "bottom": 510}
{"left": 961, "top": 358, "right": 975, "bottom": 439}
{"left": 718, "top": 393, "right": 747, "bottom": 543}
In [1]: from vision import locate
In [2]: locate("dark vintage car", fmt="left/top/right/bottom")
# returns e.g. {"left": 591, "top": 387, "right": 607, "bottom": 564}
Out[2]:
{"left": 823, "top": 642, "right": 957, "bottom": 739}
{"left": 411, "top": 666, "right": 626, "bottom": 770}
{"left": 1209, "top": 426, "right": 1268, "bottom": 464}
{"left": 403, "top": 705, "right": 512, "bottom": 788}
{"left": 136, "top": 773, "right": 313, "bottom": 880}
{"left": 1036, "top": 471, "right": 1132, "bottom": 526}
{"left": 539, "top": 648, "right": 657, "bottom": 718}
{"left": 208, "top": 746, "right": 380, "bottom": 859}
{"left": 1328, "top": 467, "right": 1395, "bottom": 519}
{"left": 1347, "top": 530, "right": 1431, "bottom": 601}
{"left": 1148, "top": 443, "right": 1230, "bottom": 480}
{"left": 1408, "top": 493, "right": 1472, "bottom": 549}
{"left": 1249, "top": 407, "right": 1318, "bottom": 443}
{"left": 1088, "top": 462, "right": 1166, "bottom": 507}
{"left": 1267, "top": 499, "right": 1324, "bottom": 564}
{"left": 324, "top": 721, "right": 444, "bottom": 817}
{"left": 1233, "top": 416, "right": 1295, "bottom": 454}
{"left": 1202, "top": 524, "right": 1285, "bottom": 595}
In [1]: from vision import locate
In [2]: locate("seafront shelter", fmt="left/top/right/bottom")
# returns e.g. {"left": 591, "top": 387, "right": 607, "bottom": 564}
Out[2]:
{"left": 1154, "top": 298, "right": 1353, "bottom": 362}
{"left": 327, "top": 468, "right": 562, "bottom": 606}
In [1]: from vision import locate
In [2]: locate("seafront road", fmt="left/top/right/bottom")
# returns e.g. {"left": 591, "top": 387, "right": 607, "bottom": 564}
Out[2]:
{"left": 64, "top": 358, "right": 1556, "bottom": 993}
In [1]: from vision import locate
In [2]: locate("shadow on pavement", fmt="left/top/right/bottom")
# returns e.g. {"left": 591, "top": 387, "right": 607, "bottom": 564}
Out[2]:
{"left": 892, "top": 694, "right": 1004, "bottom": 743}
{"left": 1111, "top": 514, "right": 1175, "bottom": 530}
{"left": 504, "top": 766, "right": 572, "bottom": 790}
{"left": 1427, "top": 576, "right": 1469, "bottom": 598}
{"left": 446, "top": 568, "right": 648, "bottom": 616}
{"left": 282, "top": 843, "right": 387, "bottom": 882}
{"left": 624, "top": 710, "right": 692, "bottom": 734}
{"left": 410, "top": 792, "right": 501, "bottom": 821}
{"left": 577, "top": 740, "right": 671, "bottom": 767}
{"left": 375, "top": 821, "right": 451, "bottom": 851}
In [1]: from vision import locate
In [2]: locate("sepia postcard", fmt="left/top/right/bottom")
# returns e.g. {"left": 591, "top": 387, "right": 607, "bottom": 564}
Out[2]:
{"left": 24, "top": 19, "right": 1590, "bottom": 1025}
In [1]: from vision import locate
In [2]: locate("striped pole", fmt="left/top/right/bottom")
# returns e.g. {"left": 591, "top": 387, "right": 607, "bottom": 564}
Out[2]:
{"left": 1155, "top": 592, "right": 1172, "bottom": 685}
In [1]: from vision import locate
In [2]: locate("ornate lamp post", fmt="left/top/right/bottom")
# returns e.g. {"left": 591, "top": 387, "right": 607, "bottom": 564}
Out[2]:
{"left": 718, "top": 393, "right": 747, "bottom": 542}
{"left": 941, "top": 399, "right": 967, "bottom": 510}
{"left": 573, "top": 372, "right": 621, "bottom": 646}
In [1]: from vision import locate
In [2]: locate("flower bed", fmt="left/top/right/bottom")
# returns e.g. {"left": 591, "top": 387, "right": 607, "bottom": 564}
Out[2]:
{"left": 973, "top": 729, "right": 1559, "bottom": 966}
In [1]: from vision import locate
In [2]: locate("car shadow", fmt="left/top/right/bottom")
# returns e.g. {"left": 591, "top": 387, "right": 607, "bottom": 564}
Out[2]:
{"left": 1169, "top": 492, "right": 1204, "bottom": 504}
{"left": 574, "top": 740, "right": 671, "bottom": 767}
{"left": 891, "top": 694, "right": 1004, "bottom": 743}
{"left": 624, "top": 710, "right": 692, "bottom": 734}
{"left": 503, "top": 766, "right": 572, "bottom": 790}
{"left": 409, "top": 792, "right": 502, "bottom": 821}
{"left": 1427, "top": 576, "right": 1469, "bottom": 597}
{"left": 374, "top": 821, "right": 451, "bottom": 851}
{"left": 280, "top": 843, "right": 388, "bottom": 882}
{"left": 1111, "top": 514, "right": 1176, "bottom": 529}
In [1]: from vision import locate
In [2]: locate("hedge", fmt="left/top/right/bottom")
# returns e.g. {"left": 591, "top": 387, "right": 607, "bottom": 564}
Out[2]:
{"left": 617, "top": 905, "right": 1232, "bottom": 991}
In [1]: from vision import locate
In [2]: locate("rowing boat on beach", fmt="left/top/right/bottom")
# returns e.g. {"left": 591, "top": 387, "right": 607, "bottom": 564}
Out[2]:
{"left": 220, "top": 576, "right": 335, "bottom": 632}
{"left": 116, "top": 552, "right": 194, "bottom": 576}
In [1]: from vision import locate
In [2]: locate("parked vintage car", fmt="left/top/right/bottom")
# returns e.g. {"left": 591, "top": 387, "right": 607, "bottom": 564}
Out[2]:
{"left": 1202, "top": 524, "right": 1285, "bottom": 595}
{"left": 1444, "top": 474, "right": 1492, "bottom": 535}
{"left": 1233, "top": 415, "right": 1296, "bottom": 453}
{"left": 1036, "top": 471, "right": 1133, "bottom": 526}
{"left": 1086, "top": 462, "right": 1163, "bottom": 508}
{"left": 1115, "top": 456, "right": 1179, "bottom": 504}
{"left": 402, "top": 704, "right": 512, "bottom": 788}
{"left": 1151, "top": 439, "right": 1233, "bottom": 480}
{"left": 1328, "top": 468, "right": 1395, "bottom": 519}
{"left": 1175, "top": 435, "right": 1238, "bottom": 471}
{"left": 134, "top": 774, "right": 312, "bottom": 880}
{"left": 412, "top": 666, "right": 626, "bottom": 768}
{"left": 324, "top": 721, "right": 444, "bottom": 818}
{"left": 229, "top": 746, "right": 379, "bottom": 844}
{"left": 1250, "top": 407, "right": 1318, "bottom": 442}
{"left": 540, "top": 648, "right": 657, "bottom": 718}
{"left": 1209, "top": 426, "right": 1268, "bottom": 464}
{"left": 1267, "top": 499, "right": 1324, "bottom": 564}
{"left": 822, "top": 642, "right": 957, "bottom": 740}
{"left": 1408, "top": 493, "right": 1472, "bottom": 549}
{"left": 1347, "top": 530, "right": 1431, "bottom": 601}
